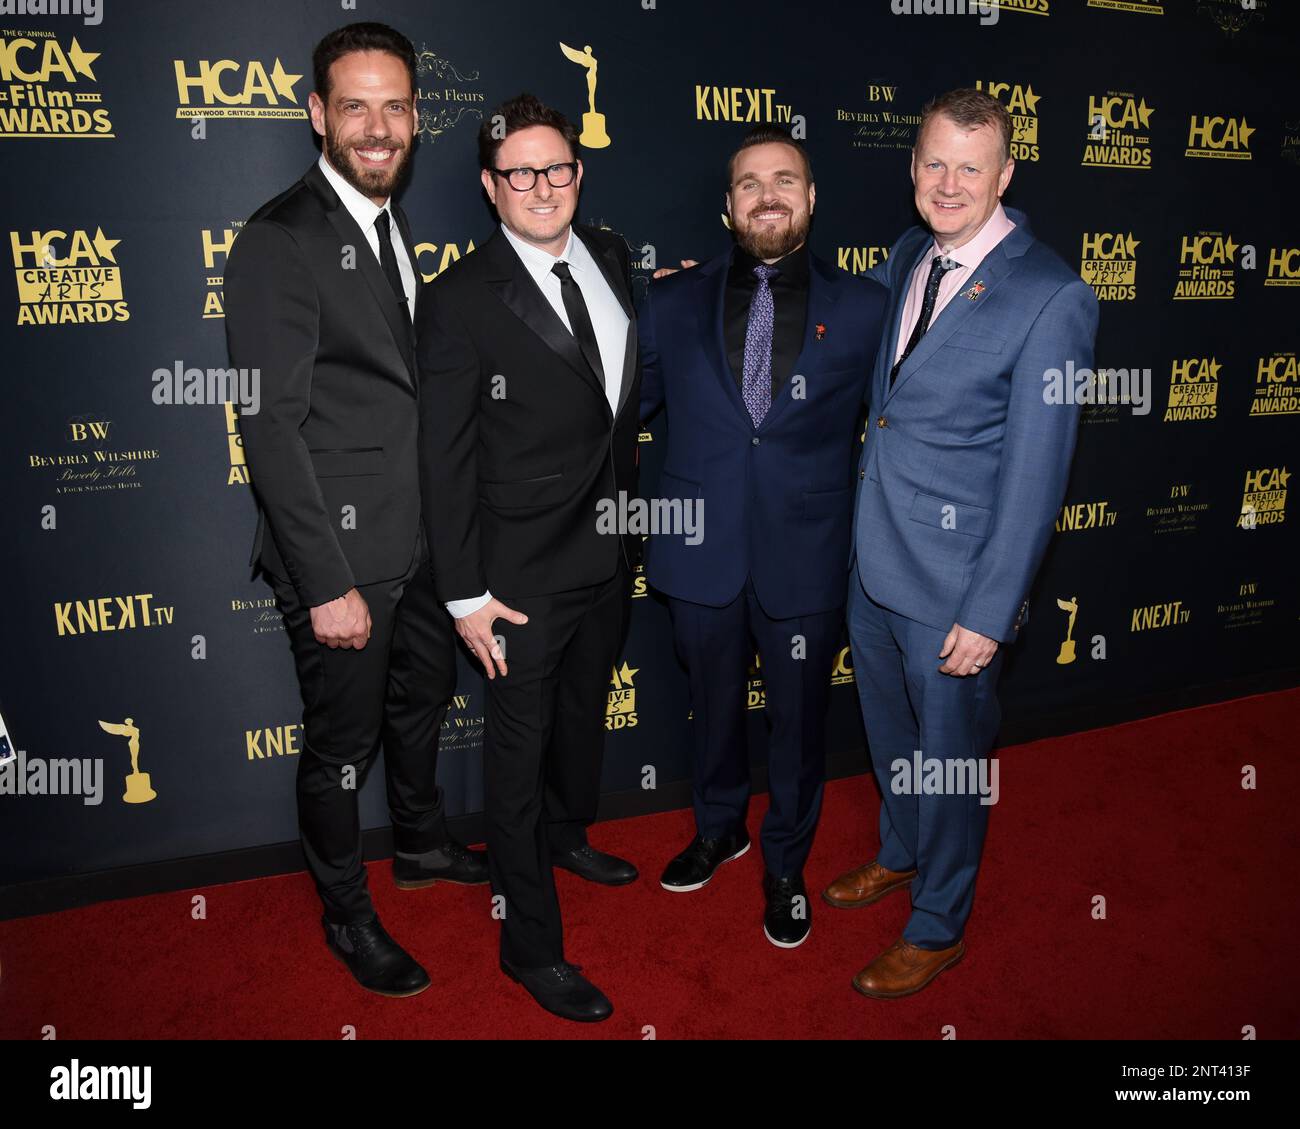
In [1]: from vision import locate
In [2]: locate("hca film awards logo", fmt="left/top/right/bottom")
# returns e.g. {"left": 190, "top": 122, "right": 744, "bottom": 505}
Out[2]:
{"left": 1173, "top": 232, "right": 1238, "bottom": 301}
{"left": 0, "top": 30, "right": 112, "bottom": 138}
{"left": 173, "top": 54, "right": 305, "bottom": 121}
{"left": 1185, "top": 115, "right": 1253, "bottom": 161}
{"left": 199, "top": 222, "right": 241, "bottom": 320}
{"left": 10, "top": 226, "right": 128, "bottom": 326}
{"left": 414, "top": 41, "right": 482, "bottom": 142}
{"left": 1251, "top": 353, "right": 1299, "bottom": 417}
{"left": 1080, "top": 231, "right": 1139, "bottom": 302}
{"left": 975, "top": 79, "right": 1040, "bottom": 162}
{"left": 1082, "top": 92, "right": 1153, "bottom": 170}
{"left": 1165, "top": 357, "right": 1221, "bottom": 422}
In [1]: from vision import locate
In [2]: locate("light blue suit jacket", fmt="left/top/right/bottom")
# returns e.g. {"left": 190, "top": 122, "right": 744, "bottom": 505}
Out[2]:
{"left": 852, "top": 208, "right": 1099, "bottom": 643}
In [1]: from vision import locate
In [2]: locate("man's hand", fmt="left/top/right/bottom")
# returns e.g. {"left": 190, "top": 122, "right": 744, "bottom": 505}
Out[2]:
{"left": 310, "top": 588, "right": 371, "bottom": 650}
{"left": 652, "top": 258, "right": 699, "bottom": 280}
{"left": 455, "top": 597, "right": 528, "bottom": 679}
{"left": 938, "top": 623, "right": 998, "bottom": 677}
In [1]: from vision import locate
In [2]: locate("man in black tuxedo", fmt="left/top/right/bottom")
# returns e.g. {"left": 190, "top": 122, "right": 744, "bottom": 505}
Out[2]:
{"left": 225, "top": 23, "right": 486, "bottom": 999}
{"left": 417, "top": 94, "right": 640, "bottom": 1022}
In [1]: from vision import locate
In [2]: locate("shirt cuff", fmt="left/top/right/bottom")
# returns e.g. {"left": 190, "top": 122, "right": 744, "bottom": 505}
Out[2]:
{"left": 445, "top": 590, "right": 492, "bottom": 619}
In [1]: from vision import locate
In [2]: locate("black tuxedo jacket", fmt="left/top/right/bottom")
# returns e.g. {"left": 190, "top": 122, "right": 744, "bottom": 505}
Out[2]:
{"left": 224, "top": 161, "right": 423, "bottom": 607}
{"left": 415, "top": 225, "right": 641, "bottom": 603}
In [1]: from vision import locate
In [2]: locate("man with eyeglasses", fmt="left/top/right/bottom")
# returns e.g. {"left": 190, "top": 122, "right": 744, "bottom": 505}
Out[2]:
{"left": 416, "top": 93, "right": 641, "bottom": 1022}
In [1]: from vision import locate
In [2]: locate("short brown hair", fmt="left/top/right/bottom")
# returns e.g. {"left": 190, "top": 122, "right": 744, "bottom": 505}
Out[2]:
{"left": 312, "top": 22, "right": 417, "bottom": 102}
{"left": 726, "top": 125, "right": 813, "bottom": 188}
{"left": 917, "top": 88, "right": 1013, "bottom": 164}
{"left": 478, "top": 93, "right": 579, "bottom": 171}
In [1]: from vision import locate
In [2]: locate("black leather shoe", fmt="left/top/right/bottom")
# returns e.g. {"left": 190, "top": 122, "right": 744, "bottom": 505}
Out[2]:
{"left": 660, "top": 827, "right": 751, "bottom": 892}
{"left": 551, "top": 843, "right": 638, "bottom": 886}
{"left": 763, "top": 872, "right": 811, "bottom": 949}
{"left": 393, "top": 841, "right": 489, "bottom": 888}
{"left": 500, "top": 959, "right": 613, "bottom": 1023}
{"left": 322, "top": 915, "right": 431, "bottom": 997}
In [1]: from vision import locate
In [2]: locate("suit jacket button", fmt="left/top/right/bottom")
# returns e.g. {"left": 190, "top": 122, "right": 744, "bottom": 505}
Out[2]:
{"left": 752, "top": 436, "right": 760, "bottom": 446}
{"left": 876, "top": 416, "right": 888, "bottom": 429}
{"left": 859, "top": 468, "right": 866, "bottom": 480}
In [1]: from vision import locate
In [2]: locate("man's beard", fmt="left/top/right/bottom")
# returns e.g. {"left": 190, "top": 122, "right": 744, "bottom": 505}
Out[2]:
{"left": 324, "top": 128, "right": 412, "bottom": 200}
{"left": 735, "top": 205, "right": 810, "bottom": 261}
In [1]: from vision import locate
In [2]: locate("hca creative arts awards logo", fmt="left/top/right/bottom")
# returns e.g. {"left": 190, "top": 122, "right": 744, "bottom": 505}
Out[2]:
{"left": 0, "top": 29, "right": 112, "bottom": 138}
{"left": 975, "top": 79, "right": 1040, "bottom": 161}
{"left": 10, "top": 226, "right": 129, "bottom": 325}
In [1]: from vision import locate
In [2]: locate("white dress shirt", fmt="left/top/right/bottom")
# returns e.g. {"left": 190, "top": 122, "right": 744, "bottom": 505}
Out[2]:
{"left": 317, "top": 154, "right": 416, "bottom": 321}
{"left": 446, "top": 223, "right": 630, "bottom": 620}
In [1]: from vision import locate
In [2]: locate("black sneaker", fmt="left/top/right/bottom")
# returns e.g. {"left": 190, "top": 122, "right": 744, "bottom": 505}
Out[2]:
{"left": 552, "top": 843, "right": 639, "bottom": 886}
{"left": 500, "top": 959, "right": 613, "bottom": 1023}
{"left": 659, "top": 827, "right": 751, "bottom": 892}
{"left": 393, "top": 840, "right": 489, "bottom": 888}
{"left": 322, "top": 915, "right": 431, "bottom": 997}
{"left": 763, "top": 872, "right": 811, "bottom": 949}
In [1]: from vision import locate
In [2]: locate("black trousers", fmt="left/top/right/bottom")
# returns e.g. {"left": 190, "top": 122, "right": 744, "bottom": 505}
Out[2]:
{"left": 270, "top": 538, "right": 457, "bottom": 924}
{"left": 485, "top": 563, "right": 630, "bottom": 968}
{"left": 668, "top": 576, "right": 843, "bottom": 879}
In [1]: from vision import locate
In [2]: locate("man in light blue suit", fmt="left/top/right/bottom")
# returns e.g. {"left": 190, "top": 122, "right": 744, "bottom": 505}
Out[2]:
{"left": 825, "top": 89, "right": 1099, "bottom": 999}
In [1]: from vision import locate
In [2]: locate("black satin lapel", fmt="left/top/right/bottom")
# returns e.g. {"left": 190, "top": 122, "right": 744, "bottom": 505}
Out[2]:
{"left": 321, "top": 203, "right": 415, "bottom": 388}
{"left": 488, "top": 270, "right": 605, "bottom": 400}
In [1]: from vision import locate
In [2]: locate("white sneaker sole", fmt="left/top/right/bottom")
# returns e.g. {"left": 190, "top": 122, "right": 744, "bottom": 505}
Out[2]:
{"left": 764, "top": 922, "right": 811, "bottom": 949}
{"left": 659, "top": 839, "right": 751, "bottom": 892}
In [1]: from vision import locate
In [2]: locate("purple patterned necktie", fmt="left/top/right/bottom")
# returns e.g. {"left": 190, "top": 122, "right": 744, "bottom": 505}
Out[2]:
{"left": 742, "top": 263, "right": 779, "bottom": 427}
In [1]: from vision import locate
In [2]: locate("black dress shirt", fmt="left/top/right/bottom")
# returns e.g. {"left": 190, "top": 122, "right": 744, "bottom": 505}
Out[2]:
{"left": 724, "top": 242, "right": 810, "bottom": 397}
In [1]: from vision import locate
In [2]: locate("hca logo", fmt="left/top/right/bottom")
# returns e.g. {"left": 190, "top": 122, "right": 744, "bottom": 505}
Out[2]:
{"left": 173, "top": 58, "right": 306, "bottom": 119}
{"left": 1186, "top": 115, "right": 1254, "bottom": 160}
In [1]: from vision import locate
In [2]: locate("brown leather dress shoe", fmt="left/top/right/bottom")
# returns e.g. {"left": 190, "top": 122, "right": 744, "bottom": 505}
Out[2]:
{"left": 852, "top": 938, "right": 965, "bottom": 999}
{"left": 822, "top": 859, "right": 917, "bottom": 908}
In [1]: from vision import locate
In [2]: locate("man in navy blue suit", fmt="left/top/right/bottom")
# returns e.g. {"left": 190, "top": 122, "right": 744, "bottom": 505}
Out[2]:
{"left": 640, "top": 126, "right": 886, "bottom": 948}
{"left": 826, "top": 89, "right": 1099, "bottom": 998}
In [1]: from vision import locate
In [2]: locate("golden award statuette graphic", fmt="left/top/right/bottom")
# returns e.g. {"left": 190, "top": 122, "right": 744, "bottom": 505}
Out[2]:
{"left": 98, "top": 717, "right": 156, "bottom": 804}
{"left": 560, "top": 42, "right": 610, "bottom": 148}
{"left": 1056, "top": 597, "right": 1079, "bottom": 665}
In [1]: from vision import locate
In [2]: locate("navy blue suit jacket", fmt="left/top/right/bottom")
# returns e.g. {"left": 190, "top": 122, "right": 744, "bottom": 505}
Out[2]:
{"left": 853, "top": 208, "right": 1099, "bottom": 643}
{"left": 640, "top": 248, "right": 886, "bottom": 619}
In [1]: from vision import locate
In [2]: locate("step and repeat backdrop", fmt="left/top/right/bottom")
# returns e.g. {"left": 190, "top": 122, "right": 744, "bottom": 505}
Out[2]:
{"left": 1, "top": 0, "right": 1297, "bottom": 893}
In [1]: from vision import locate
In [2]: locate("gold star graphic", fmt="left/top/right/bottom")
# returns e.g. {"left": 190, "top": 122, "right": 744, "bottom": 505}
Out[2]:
{"left": 68, "top": 38, "right": 100, "bottom": 80}
{"left": 92, "top": 227, "right": 120, "bottom": 263}
{"left": 614, "top": 661, "right": 638, "bottom": 687}
{"left": 1124, "top": 234, "right": 1141, "bottom": 258}
{"left": 1022, "top": 85, "right": 1041, "bottom": 115}
{"left": 1239, "top": 119, "right": 1255, "bottom": 147}
{"left": 270, "top": 59, "right": 302, "bottom": 102}
{"left": 1136, "top": 98, "right": 1154, "bottom": 129}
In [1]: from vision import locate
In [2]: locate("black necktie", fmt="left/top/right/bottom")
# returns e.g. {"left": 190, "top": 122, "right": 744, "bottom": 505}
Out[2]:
{"left": 373, "top": 210, "right": 409, "bottom": 318}
{"left": 891, "top": 254, "right": 958, "bottom": 387}
{"left": 551, "top": 260, "right": 605, "bottom": 390}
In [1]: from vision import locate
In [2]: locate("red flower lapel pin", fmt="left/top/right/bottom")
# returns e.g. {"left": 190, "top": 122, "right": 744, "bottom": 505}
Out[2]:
{"left": 815, "top": 322, "right": 827, "bottom": 341}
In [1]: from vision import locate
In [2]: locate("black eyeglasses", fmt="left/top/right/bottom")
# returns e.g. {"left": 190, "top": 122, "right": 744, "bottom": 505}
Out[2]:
{"left": 490, "top": 162, "right": 578, "bottom": 191}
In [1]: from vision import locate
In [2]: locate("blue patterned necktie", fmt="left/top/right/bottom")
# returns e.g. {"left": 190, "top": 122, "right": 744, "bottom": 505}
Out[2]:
{"left": 742, "top": 263, "right": 779, "bottom": 427}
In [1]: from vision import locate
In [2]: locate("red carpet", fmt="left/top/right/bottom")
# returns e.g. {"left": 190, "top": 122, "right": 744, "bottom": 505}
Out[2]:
{"left": 2, "top": 689, "right": 1298, "bottom": 1040}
